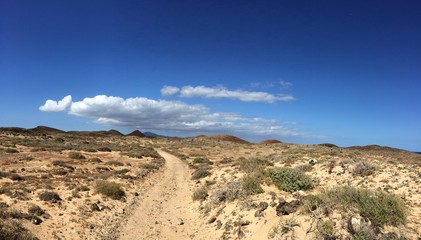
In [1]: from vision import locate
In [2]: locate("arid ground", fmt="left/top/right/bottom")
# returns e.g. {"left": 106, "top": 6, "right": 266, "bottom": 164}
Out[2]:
{"left": 0, "top": 127, "right": 420, "bottom": 239}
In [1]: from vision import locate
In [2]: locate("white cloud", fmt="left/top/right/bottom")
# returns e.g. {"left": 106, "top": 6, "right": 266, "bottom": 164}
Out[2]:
{"left": 160, "top": 86, "right": 180, "bottom": 96}
{"left": 39, "top": 95, "right": 72, "bottom": 112}
{"left": 39, "top": 95, "right": 302, "bottom": 138}
{"left": 177, "top": 85, "right": 295, "bottom": 103}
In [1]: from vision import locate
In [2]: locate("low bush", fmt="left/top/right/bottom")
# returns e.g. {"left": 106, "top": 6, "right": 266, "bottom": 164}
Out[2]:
{"left": 5, "top": 148, "right": 19, "bottom": 153}
{"left": 105, "top": 160, "right": 124, "bottom": 166}
{"left": 0, "top": 219, "right": 38, "bottom": 240}
{"left": 241, "top": 175, "right": 264, "bottom": 195}
{"left": 89, "top": 157, "right": 102, "bottom": 163}
{"left": 238, "top": 157, "right": 272, "bottom": 174}
{"left": 97, "top": 147, "right": 112, "bottom": 152}
{"left": 95, "top": 180, "right": 125, "bottom": 200}
{"left": 192, "top": 186, "right": 209, "bottom": 201}
{"left": 191, "top": 169, "right": 211, "bottom": 180}
{"left": 269, "top": 167, "right": 313, "bottom": 192}
{"left": 68, "top": 152, "right": 86, "bottom": 160}
{"left": 306, "top": 186, "right": 407, "bottom": 227}
{"left": 39, "top": 191, "right": 61, "bottom": 203}
{"left": 140, "top": 163, "right": 159, "bottom": 170}
{"left": 352, "top": 161, "right": 376, "bottom": 177}
{"left": 193, "top": 157, "right": 213, "bottom": 165}
{"left": 28, "top": 205, "right": 45, "bottom": 216}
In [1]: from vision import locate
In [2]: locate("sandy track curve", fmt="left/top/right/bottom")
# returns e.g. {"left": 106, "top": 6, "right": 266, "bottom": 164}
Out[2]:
{"left": 118, "top": 150, "right": 214, "bottom": 240}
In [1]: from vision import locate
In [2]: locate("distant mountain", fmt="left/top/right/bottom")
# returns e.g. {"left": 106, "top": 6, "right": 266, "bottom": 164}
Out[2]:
{"left": 126, "top": 130, "right": 145, "bottom": 137}
{"left": 143, "top": 132, "right": 169, "bottom": 138}
{"left": 193, "top": 134, "right": 250, "bottom": 144}
{"left": 67, "top": 129, "right": 124, "bottom": 137}
{"left": 256, "top": 139, "right": 283, "bottom": 144}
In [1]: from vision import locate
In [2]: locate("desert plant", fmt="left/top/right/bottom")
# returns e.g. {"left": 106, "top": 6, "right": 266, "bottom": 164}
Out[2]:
{"left": 306, "top": 186, "right": 407, "bottom": 227}
{"left": 95, "top": 180, "right": 125, "bottom": 200}
{"left": 39, "top": 191, "right": 61, "bottom": 203}
{"left": 192, "top": 186, "right": 209, "bottom": 201}
{"left": 5, "top": 148, "right": 19, "bottom": 153}
{"left": 241, "top": 175, "right": 264, "bottom": 195}
{"left": 97, "top": 146, "right": 112, "bottom": 152}
{"left": 352, "top": 161, "right": 376, "bottom": 177}
{"left": 140, "top": 163, "right": 159, "bottom": 170}
{"left": 28, "top": 205, "right": 45, "bottom": 216}
{"left": 193, "top": 157, "right": 213, "bottom": 165}
{"left": 89, "top": 157, "right": 102, "bottom": 163}
{"left": 105, "top": 160, "right": 124, "bottom": 166}
{"left": 68, "top": 152, "right": 86, "bottom": 159}
{"left": 317, "top": 219, "right": 336, "bottom": 240}
{"left": 238, "top": 157, "right": 272, "bottom": 174}
{"left": 191, "top": 168, "right": 211, "bottom": 180}
{"left": 269, "top": 167, "right": 313, "bottom": 192}
{"left": 0, "top": 219, "right": 38, "bottom": 240}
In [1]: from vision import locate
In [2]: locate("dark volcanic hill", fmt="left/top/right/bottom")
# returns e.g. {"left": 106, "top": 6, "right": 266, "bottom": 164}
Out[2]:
{"left": 126, "top": 130, "right": 145, "bottom": 137}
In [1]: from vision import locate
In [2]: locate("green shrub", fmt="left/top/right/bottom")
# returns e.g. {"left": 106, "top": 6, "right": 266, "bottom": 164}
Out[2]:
{"left": 68, "top": 152, "right": 86, "bottom": 159}
{"left": 140, "top": 163, "right": 159, "bottom": 170}
{"left": 191, "top": 169, "right": 211, "bottom": 180}
{"left": 241, "top": 175, "right": 264, "bottom": 195}
{"left": 192, "top": 186, "right": 208, "bottom": 201}
{"left": 306, "top": 186, "right": 407, "bottom": 227}
{"left": 95, "top": 180, "right": 125, "bottom": 200}
{"left": 105, "top": 160, "right": 124, "bottom": 166}
{"left": 269, "top": 167, "right": 313, "bottom": 192}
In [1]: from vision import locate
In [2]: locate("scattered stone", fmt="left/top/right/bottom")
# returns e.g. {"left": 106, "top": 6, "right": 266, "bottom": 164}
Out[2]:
{"left": 32, "top": 216, "right": 42, "bottom": 225}
{"left": 90, "top": 203, "right": 101, "bottom": 211}
{"left": 348, "top": 215, "right": 371, "bottom": 234}
{"left": 134, "top": 192, "right": 139, "bottom": 197}
{"left": 216, "top": 220, "right": 222, "bottom": 230}
{"left": 254, "top": 202, "right": 269, "bottom": 217}
{"left": 309, "top": 159, "right": 317, "bottom": 165}
{"left": 208, "top": 216, "right": 217, "bottom": 224}
{"left": 177, "top": 218, "right": 184, "bottom": 225}
{"left": 276, "top": 199, "right": 302, "bottom": 216}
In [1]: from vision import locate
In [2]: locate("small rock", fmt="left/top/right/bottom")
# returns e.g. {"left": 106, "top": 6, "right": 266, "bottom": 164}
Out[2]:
{"left": 90, "top": 203, "right": 101, "bottom": 212}
{"left": 348, "top": 215, "right": 371, "bottom": 234}
{"left": 178, "top": 218, "right": 184, "bottom": 225}
{"left": 208, "top": 216, "right": 217, "bottom": 224}
{"left": 134, "top": 192, "right": 139, "bottom": 197}
{"left": 309, "top": 159, "right": 317, "bottom": 165}
{"left": 32, "top": 217, "right": 42, "bottom": 225}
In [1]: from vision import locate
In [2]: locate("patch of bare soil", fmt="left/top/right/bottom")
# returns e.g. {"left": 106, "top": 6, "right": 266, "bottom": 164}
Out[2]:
{"left": 119, "top": 151, "right": 216, "bottom": 239}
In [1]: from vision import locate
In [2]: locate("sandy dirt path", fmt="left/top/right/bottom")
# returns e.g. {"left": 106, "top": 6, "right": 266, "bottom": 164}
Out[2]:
{"left": 118, "top": 150, "right": 214, "bottom": 240}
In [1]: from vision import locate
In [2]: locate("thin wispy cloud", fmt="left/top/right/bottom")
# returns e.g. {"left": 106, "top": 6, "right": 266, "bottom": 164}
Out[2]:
{"left": 161, "top": 85, "right": 295, "bottom": 103}
{"left": 39, "top": 95, "right": 302, "bottom": 137}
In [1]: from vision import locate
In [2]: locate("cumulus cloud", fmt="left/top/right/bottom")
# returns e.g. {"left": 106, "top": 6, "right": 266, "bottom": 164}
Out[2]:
{"left": 39, "top": 95, "right": 302, "bottom": 138}
{"left": 160, "top": 86, "right": 180, "bottom": 96}
{"left": 162, "top": 85, "right": 294, "bottom": 103}
{"left": 39, "top": 95, "right": 72, "bottom": 112}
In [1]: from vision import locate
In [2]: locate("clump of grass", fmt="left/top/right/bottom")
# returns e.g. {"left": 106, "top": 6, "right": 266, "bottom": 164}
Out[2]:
{"left": 306, "top": 186, "right": 407, "bottom": 227}
{"left": 352, "top": 161, "right": 376, "bottom": 177}
{"left": 191, "top": 169, "right": 211, "bottom": 180}
{"left": 5, "top": 148, "right": 19, "bottom": 153}
{"left": 95, "top": 180, "right": 125, "bottom": 200}
{"left": 39, "top": 191, "right": 61, "bottom": 203}
{"left": 317, "top": 219, "right": 336, "bottom": 239}
{"left": 212, "top": 181, "right": 243, "bottom": 204}
{"left": 20, "top": 156, "right": 34, "bottom": 161}
{"left": 105, "top": 160, "right": 124, "bottom": 166}
{"left": 269, "top": 167, "right": 313, "bottom": 192}
{"left": 241, "top": 175, "right": 264, "bottom": 195}
{"left": 192, "top": 186, "right": 209, "bottom": 201}
{"left": 68, "top": 152, "right": 86, "bottom": 159}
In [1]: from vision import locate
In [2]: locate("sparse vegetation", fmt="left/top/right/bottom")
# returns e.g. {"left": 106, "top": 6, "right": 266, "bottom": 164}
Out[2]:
{"left": 192, "top": 186, "right": 209, "bottom": 201}
{"left": 191, "top": 168, "right": 211, "bottom": 180}
{"left": 5, "top": 148, "right": 19, "bottom": 153}
{"left": 68, "top": 151, "right": 86, "bottom": 159}
{"left": 95, "top": 180, "right": 125, "bottom": 200}
{"left": 306, "top": 186, "right": 407, "bottom": 227}
{"left": 39, "top": 191, "right": 61, "bottom": 203}
{"left": 0, "top": 219, "right": 38, "bottom": 240}
{"left": 105, "top": 160, "right": 125, "bottom": 166}
{"left": 241, "top": 175, "right": 264, "bottom": 195}
{"left": 352, "top": 161, "right": 376, "bottom": 177}
{"left": 269, "top": 167, "right": 314, "bottom": 192}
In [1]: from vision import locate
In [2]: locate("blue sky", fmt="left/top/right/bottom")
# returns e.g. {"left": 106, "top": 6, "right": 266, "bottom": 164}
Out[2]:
{"left": 1, "top": 0, "right": 420, "bottom": 151}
